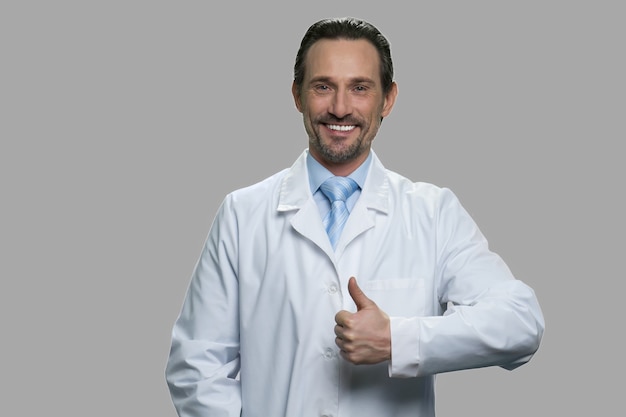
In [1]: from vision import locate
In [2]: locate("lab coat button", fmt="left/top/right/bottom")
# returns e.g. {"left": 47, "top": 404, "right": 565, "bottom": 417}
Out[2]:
{"left": 323, "top": 348, "right": 334, "bottom": 360}
{"left": 328, "top": 284, "right": 338, "bottom": 294}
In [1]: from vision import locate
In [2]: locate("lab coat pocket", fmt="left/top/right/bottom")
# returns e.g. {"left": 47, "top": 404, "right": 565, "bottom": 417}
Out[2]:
{"left": 363, "top": 278, "right": 427, "bottom": 316}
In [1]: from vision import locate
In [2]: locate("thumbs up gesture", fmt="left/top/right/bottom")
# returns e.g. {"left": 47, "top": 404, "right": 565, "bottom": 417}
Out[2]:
{"left": 334, "top": 277, "right": 391, "bottom": 365}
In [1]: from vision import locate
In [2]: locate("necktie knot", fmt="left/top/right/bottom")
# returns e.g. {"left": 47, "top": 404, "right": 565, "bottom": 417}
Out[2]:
{"left": 320, "top": 176, "right": 359, "bottom": 249}
{"left": 320, "top": 176, "right": 359, "bottom": 204}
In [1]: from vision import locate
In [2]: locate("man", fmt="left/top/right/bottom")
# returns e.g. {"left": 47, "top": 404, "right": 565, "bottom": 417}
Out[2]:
{"left": 166, "top": 17, "right": 544, "bottom": 417}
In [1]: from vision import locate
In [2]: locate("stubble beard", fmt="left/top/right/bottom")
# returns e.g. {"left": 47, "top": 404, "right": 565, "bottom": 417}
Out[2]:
{"left": 310, "top": 132, "right": 364, "bottom": 163}
{"left": 306, "top": 116, "right": 380, "bottom": 164}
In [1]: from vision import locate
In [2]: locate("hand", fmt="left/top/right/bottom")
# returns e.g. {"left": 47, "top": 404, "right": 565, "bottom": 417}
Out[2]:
{"left": 334, "top": 277, "right": 391, "bottom": 365}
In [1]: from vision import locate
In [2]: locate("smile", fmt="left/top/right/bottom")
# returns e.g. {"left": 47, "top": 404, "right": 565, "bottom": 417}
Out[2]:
{"left": 326, "top": 124, "right": 356, "bottom": 132}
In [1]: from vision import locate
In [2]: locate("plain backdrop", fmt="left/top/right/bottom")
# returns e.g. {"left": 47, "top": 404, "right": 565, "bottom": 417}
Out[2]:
{"left": 1, "top": 1, "right": 623, "bottom": 416}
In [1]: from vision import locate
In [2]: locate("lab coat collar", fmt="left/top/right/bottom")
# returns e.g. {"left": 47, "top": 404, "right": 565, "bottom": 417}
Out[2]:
{"left": 276, "top": 150, "right": 312, "bottom": 212}
{"left": 277, "top": 149, "right": 390, "bottom": 258}
{"left": 358, "top": 150, "right": 390, "bottom": 215}
{"left": 276, "top": 149, "right": 390, "bottom": 214}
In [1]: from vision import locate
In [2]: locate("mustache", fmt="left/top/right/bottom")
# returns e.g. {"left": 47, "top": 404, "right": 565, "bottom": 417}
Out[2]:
{"left": 316, "top": 115, "right": 362, "bottom": 125}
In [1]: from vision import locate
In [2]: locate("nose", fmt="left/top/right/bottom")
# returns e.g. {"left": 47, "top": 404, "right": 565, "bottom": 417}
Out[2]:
{"left": 328, "top": 89, "right": 352, "bottom": 119}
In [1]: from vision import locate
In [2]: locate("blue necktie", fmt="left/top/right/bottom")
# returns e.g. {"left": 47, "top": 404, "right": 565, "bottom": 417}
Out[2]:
{"left": 320, "top": 176, "right": 359, "bottom": 249}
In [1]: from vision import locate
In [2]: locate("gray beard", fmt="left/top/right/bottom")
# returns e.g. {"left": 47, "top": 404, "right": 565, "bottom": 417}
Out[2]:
{"left": 310, "top": 135, "right": 365, "bottom": 163}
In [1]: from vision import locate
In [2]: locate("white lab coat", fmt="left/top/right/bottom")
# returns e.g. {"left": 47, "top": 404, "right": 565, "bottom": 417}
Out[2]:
{"left": 166, "top": 150, "right": 544, "bottom": 417}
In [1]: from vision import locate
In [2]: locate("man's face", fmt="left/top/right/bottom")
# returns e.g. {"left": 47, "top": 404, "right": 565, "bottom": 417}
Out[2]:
{"left": 293, "top": 38, "right": 397, "bottom": 173}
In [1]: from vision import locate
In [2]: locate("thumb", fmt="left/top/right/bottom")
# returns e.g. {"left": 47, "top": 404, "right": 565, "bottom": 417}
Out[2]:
{"left": 348, "top": 277, "right": 375, "bottom": 311}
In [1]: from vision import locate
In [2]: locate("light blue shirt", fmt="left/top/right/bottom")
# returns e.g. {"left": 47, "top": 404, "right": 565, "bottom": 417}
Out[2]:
{"left": 306, "top": 150, "right": 372, "bottom": 221}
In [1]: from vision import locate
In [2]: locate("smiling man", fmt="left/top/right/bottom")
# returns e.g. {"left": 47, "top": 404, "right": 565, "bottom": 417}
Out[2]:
{"left": 166, "top": 17, "right": 545, "bottom": 417}
{"left": 293, "top": 37, "right": 397, "bottom": 176}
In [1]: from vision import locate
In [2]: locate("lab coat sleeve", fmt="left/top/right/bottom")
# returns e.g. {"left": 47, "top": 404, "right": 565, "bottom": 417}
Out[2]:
{"left": 165, "top": 195, "right": 242, "bottom": 416}
{"left": 389, "top": 188, "right": 544, "bottom": 378}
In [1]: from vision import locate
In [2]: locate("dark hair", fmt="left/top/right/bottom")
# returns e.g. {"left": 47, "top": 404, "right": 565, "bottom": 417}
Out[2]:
{"left": 293, "top": 17, "right": 394, "bottom": 96}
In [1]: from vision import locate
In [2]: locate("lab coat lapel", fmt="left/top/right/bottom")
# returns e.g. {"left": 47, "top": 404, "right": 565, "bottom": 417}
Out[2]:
{"left": 277, "top": 151, "right": 335, "bottom": 258}
{"left": 291, "top": 199, "right": 335, "bottom": 257}
{"left": 334, "top": 151, "right": 390, "bottom": 254}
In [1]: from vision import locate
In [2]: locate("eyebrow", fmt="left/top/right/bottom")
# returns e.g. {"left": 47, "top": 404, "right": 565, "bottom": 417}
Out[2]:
{"left": 308, "top": 76, "right": 377, "bottom": 86}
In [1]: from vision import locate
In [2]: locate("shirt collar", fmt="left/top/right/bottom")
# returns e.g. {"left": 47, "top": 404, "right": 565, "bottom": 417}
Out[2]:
{"left": 306, "top": 149, "right": 371, "bottom": 194}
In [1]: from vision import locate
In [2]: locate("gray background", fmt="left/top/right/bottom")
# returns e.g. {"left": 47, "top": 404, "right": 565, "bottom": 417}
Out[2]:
{"left": 2, "top": 1, "right": 623, "bottom": 415}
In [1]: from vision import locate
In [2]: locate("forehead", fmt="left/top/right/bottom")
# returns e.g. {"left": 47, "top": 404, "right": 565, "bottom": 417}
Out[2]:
{"left": 304, "top": 38, "right": 381, "bottom": 83}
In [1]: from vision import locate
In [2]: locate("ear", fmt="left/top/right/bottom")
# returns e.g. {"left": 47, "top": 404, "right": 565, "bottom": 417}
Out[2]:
{"left": 381, "top": 81, "right": 398, "bottom": 118}
{"left": 292, "top": 81, "right": 303, "bottom": 113}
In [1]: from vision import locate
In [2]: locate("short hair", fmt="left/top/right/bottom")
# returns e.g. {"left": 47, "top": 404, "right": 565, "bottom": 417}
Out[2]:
{"left": 293, "top": 17, "right": 394, "bottom": 96}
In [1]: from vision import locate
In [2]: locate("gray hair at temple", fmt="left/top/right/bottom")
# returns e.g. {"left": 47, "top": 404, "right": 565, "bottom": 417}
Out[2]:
{"left": 293, "top": 17, "right": 394, "bottom": 96}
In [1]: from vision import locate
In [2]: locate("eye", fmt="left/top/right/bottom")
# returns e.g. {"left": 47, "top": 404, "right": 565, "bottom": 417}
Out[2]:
{"left": 314, "top": 84, "right": 330, "bottom": 92}
{"left": 353, "top": 85, "right": 368, "bottom": 92}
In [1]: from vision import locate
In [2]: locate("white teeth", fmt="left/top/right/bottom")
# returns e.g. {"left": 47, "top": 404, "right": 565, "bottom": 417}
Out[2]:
{"left": 327, "top": 124, "right": 356, "bottom": 132}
